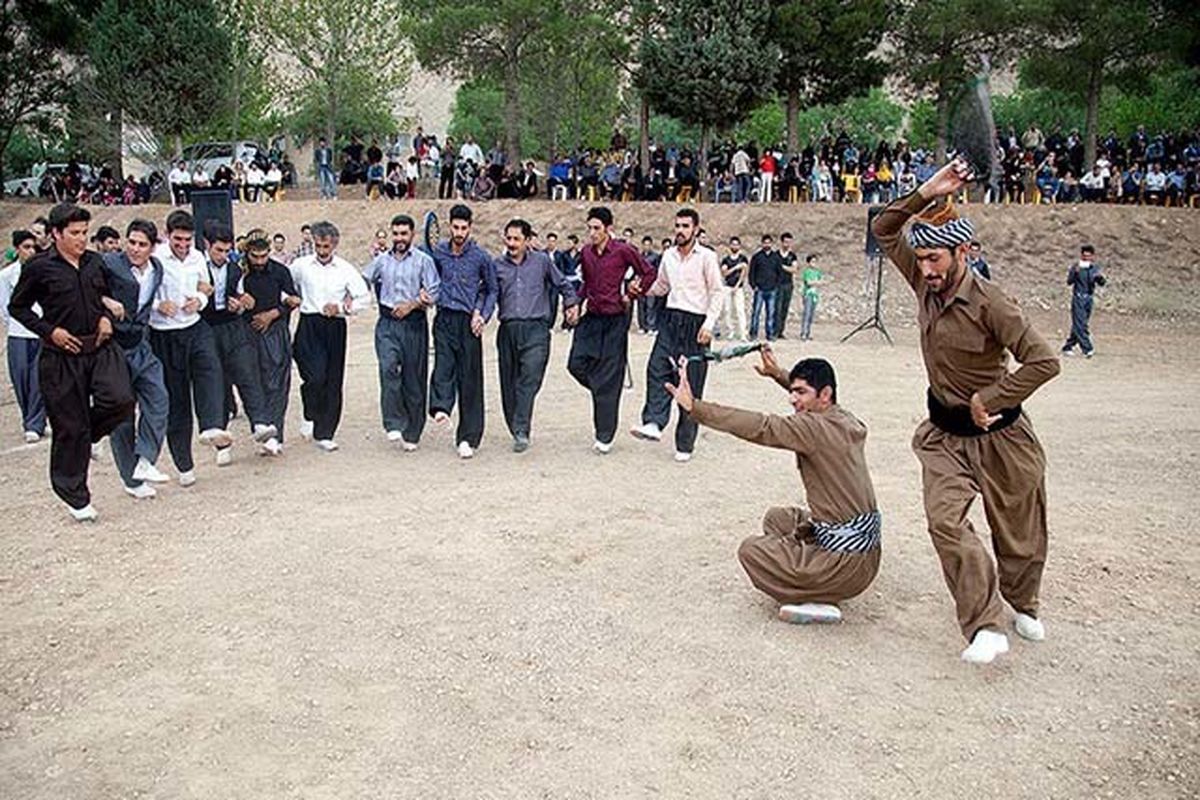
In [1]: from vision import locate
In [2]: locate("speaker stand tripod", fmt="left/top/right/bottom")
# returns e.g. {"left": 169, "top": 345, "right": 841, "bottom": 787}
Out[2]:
{"left": 841, "top": 255, "right": 892, "bottom": 345}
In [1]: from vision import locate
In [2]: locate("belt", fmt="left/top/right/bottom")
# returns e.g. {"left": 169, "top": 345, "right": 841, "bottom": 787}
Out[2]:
{"left": 811, "top": 511, "right": 882, "bottom": 553}
{"left": 927, "top": 388, "right": 1020, "bottom": 437}
{"left": 379, "top": 304, "right": 426, "bottom": 319}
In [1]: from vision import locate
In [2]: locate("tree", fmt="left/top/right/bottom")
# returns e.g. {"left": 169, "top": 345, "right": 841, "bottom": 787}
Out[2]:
{"left": 0, "top": 0, "right": 92, "bottom": 189}
{"left": 637, "top": 0, "right": 779, "bottom": 162}
{"left": 265, "top": 0, "right": 408, "bottom": 147}
{"left": 411, "top": 0, "right": 569, "bottom": 164}
{"left": 888, "top": 0, "right": 1026, "bottom": 161}
{"left": 88, "top": 0, "right": 233, "bottom": 159}
{"left": 1022, "top": 0, "right": 1178, "bottom": 167}
{"left": 771, "top": 0, "right": 891, "bottom": 153}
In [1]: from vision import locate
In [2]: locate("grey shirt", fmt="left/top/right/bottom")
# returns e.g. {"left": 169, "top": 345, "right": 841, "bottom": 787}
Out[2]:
{"left": 363, "top": 247, "right": 440, "bottom": 310}
{"left": 494, "top": 250, "right": 579, "bottom": 322}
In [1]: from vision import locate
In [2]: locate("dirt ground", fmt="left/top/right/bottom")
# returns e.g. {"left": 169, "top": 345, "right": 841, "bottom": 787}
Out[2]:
{"left": 0, "top": 199, "right": 1198, "bottom": 799}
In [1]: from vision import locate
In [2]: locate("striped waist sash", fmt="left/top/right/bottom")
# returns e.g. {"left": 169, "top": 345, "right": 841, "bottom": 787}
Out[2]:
{"left": 811, "top": 511, "right": 882, "bottom": 553}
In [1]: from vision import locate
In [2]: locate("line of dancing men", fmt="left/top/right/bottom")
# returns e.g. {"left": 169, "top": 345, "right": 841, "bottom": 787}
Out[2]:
{"left": 5, "top": 170, "right": 1062, "bottom": 663}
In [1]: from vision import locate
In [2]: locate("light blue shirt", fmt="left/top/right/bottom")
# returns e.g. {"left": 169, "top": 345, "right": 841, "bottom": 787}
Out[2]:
{"left": 362, "top": 247, "right": 440, "bottom": 310}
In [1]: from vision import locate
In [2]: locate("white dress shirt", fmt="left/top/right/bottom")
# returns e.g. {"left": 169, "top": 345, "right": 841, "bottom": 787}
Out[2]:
{"left": 647, "top": 243, "right": 726, "bottom": 331}
{"left": 150, "top": 242, "right": 209, "bottom": 330}
{"left": 0, "top": 260, "right": 39, "bottom": 339}
{"left": 289, "top": 254, "right": 371, "bottom": 316}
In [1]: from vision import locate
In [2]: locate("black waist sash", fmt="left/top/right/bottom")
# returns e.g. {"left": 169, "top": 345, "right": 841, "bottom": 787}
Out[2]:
{"left": 927, "top": 388, "right": 1020, "bottom": 437}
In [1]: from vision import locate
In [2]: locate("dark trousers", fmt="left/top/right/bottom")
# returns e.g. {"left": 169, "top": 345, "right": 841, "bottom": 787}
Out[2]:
{"left": 567, "top": 312, "right": 629, "bottom": 444}
{"left": 750, "top": 289, "right": 777, "bottom": 339}
{"left": 497, "top": 319, "right": 551, "bottom": 438}
{"left": 376, "top": 311, "right": 429, "bottom": 443}
{"left": 637, "top": 296, "right": 661, "bottom": 332}
{"left": 211, "top": 320, "right": 271, "bottom": 430}
{"left": 293, "top": 314, "right": 348, "bottom": 441}
{"left": 110, "top": 339, "right": 169, "bottom": 488}
{"left": 641, "top": 308, "right": 708, "bottom": 453}
{"left": 254, "top": 321, "right": 292, "bottom": 441}
{"left": 430, "top": 308, "right": 485, "bottom": 448}
{"left": 1063, "top": 294, "right": 1094, "bottom": 354}
{"left": 39, "top": 343, "right": 134, "bottom": 508}
{"left": 774, "top": 282, "right": 794, "bottom": 337}
{"left": 439, "top": 170, "right": 455, "bottom": 199}
{"left": 150, "top": 323, "right": 226, "bottom": 473}
{"left": 7, "top": 336, "right": 46, "bottom": 434}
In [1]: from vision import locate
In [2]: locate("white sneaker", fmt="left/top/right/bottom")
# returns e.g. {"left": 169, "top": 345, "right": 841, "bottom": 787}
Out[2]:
{"left": 386, "top": 430, "right": 404, "bottom": 442}
{"left": 401, "top": 440, "right": 419, "bottom": 452}
{"left": 23, "top": 430, "right": 40, "bottom": 444}
{"left": 433, "top": 411, "right": 450, "bottom": 428}
{"left": 961, "top": 629, "right": 1010, "bottom": 664}
{"left": 593, "top": 439, "right": 613, "bottom": 455}
{"left": 67, "top": 503, "right": 99, "bottom": 522}
{"left": 300, "top": 419, "right": 314, "bottom": 440}
{"left": 123, "top": 482, "right": 157, "bottom": 500}
{"left": 630, "top": 421, "right": 663, "bottom": 441}
{"left": 674, "top": 451, "right": 693, "bottom": 463}
{"left": 133, "top": 458, "right": 170, "bottom": 483}
{"left": 315, "top": 439, "right": 339, "bottom": 452}
{"left": 215, "top": 447, "right": 233, "bottom": 467}
{"left": 457, "top": 441, "right": 474, "bottom": 459}
{"left": 1013, "top": 612, "right": 1046, "bottom": 642}
{"left": 199, "top": 428, "right": 233, "bottom": 448}
{"left": 260, "top": 437, "right": 283, "bottom": 457}
{"left": 179, "top": 469, "right": 197, "bottom": 487}
{"left": 778, "top": 603, "right": 843, "bottom": 624}
{"left": 252, "top": 423, "right": 278, "bottom": 443}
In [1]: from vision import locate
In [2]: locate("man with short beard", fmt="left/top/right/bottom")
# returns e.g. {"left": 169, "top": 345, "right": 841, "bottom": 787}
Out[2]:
{"left": 240, "top": 231, "right": 300, "bottom": 455}
{"left": 150, "top": 210, "right": 233, "bottom": 487}
{"left": 101, "top": 218, "right": 170, "bottom": 498}
{"left": 872, "top": 158, "right": 1060, "bottom": 665}
{"left": 363, "top": 214, "right": 440, "bottom": 451}
{"left": 201, "top": 222, "right": 279, "bottom": 465}
{"left": 630, "top": 208, "right": 723, "bottom": 462}
{"left": 428, "top": 204, "right": 497, "bottom": 459}
{"left": 8, "top": 203, "right": 134, "bottom": 521}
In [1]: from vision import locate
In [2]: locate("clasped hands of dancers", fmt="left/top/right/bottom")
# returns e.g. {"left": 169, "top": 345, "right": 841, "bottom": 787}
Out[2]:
{"left": 6, "top": 159, "right": 1058, "bottom": 664}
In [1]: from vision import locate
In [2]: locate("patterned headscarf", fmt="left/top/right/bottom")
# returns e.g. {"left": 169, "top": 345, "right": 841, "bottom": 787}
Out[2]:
{"left": 907, "top": 199, "right": 974, "bottom": 250}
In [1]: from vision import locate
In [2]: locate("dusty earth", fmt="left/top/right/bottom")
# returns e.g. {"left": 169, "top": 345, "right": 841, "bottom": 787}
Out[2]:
{"left": 0, "top": 199, "right": 1197, "bottom": 799}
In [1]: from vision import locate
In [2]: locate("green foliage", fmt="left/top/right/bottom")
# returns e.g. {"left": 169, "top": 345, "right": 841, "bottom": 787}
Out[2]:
{"left": 637, "top": 0, "right": 779, "bottom": 141}
{"left": 265, "top": 0, "right": 408, "bottom": 145}
{"left": 771, "top": 0, "right": 889, "bottom": 105}
{"left": 88, "top": 0, "right": 233, "bottom": 142}
{"left": 730, "top": 88, "right": 908, "bottom": 148}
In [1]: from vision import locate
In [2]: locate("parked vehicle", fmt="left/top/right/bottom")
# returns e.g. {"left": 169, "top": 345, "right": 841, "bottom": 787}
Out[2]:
{"left": 178, "top": 140, "right": 264, "bottom": 175}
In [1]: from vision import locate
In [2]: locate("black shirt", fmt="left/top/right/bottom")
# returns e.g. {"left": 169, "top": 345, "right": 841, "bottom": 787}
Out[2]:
{"left": 9, "top": 248, "right": 113, "bottom": 340}
{"left": 241, "top": 259, "right": 298, "bottom": 329}
{"left": 721, "top": 253, "right": 748, "bottom": 288}
{"left": 749, "top": 249, "right": 783, "bottom": 291}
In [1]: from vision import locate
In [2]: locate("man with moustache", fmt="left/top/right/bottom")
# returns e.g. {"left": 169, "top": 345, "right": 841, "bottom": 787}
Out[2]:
{"left": 872, "top": 158, "right": 1060, "bottom": 665}
{"left": 363, "top": 214, "right": 440, "bottom": 451}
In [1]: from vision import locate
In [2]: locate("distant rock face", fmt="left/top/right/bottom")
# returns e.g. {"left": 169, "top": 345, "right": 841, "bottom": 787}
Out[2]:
{"left": 394, "top": 67, "right": 460, "bottom": 141}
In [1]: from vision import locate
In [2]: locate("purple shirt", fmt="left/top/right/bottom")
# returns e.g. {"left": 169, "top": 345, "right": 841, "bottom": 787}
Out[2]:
{"left": 579, "top": 238, "right": 656, "bottom": 316}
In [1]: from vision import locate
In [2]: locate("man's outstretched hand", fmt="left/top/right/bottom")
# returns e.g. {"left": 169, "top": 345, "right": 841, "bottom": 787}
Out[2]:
{"left": 664, "top": 356, "right": 694, "bottom": 413}
{"left": 918, "top": 157, "right": 974, "bottom": 201}
{"left": 754, "top": 343, "right": 781, "bottom": 380}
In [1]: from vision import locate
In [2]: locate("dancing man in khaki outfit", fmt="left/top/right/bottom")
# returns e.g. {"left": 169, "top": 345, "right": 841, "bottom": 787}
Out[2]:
{"left": 666, "top": 348, "right": 881, "bottom": 625}
{"left": 873, "top": 158, "right": 1060, "bottom": 664}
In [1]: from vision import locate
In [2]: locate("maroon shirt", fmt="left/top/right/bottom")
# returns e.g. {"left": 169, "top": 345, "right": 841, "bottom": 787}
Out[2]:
{"left": 579, "top": 238, "right": 656, "bottom": 316}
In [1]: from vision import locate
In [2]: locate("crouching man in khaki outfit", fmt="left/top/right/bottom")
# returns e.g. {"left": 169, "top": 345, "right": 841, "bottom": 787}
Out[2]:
{"left": 666, "top": 347, "right": 881, "bottom": 625}
{"left": 872, "top": 158, "right": 1061, "bottom": 664}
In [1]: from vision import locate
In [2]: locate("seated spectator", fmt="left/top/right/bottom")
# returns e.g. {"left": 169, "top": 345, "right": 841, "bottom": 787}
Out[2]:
{"left": 1166, "top": 163, "right": 1188, "bottom": 206}
{"left": 245, "top": 161, "right": 264, "bottom": 202}
{"left": 548, "top": 154, "right": 574, "bottom": 198}
{"left": 365, "top": 159, "right": 385, "bottom": 200}
{"left": 455, "top": 159, "right": 476, "bottom": 199}
{"left": 1143, "top": 163, "right": 1168, "bottom": 205}
{"left": 232, "top": 161, "right": 246, "bottom": 202}
{"left": 385, "top": 161, "right": 403, "bottom": 199}
{"left": 1080, "top": 165, "right": 1107, "bottom": 202}
{"left": 601, "top": 160, "right": 622, "bottom": 199}
{"left": 471, "top": 169, "right": 495, "bottom": 201}
{"left": 578, "top": 155, "right": 600, "bottom": 199}
{"left": 264, "top": 163, "right": 283, "bottom": 201}
{"left": 405, "top": 156, "right": 420, "bottom": 199}
{"left": 191, "top": 163, "right": 210, "bottom": 189}
{"left": 713, "top": 170, "right": 735, "bottom": 203}
{"left": 1122, "top": 164, "right": 1144, "bottom": 204}
{"left": 1059, "top": 169, "right": 1080, "bottom": 203}
{"left": 861, "top": 162, "right": 878, "bottom": 204}
{"left": 518, "top": 161, "right": 539, "bottom": 199}
{"left": 168, "top": 160, "right": 191, "bottom": 204}
{"left": 841, "top": 167, "right": 861, "bottom": 203}
{"left": 875, "top": 160, "right": 894, "bottom": 203}
{"left": 676, "top": 154, "right": 699, "bottom": 201}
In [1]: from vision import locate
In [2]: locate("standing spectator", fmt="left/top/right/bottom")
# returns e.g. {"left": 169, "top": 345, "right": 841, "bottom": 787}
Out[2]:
{"left": 270, "top": 233, "right": 292, "bottom": 265}
{"left": 459, "top": 135, "right": 484, "bottom": 168}
{"left": 293, "top": 224, "right": 314, "bottom": 262}
{"left": 758, "top": 151, "right": 776, "bottom": 203}
{"left": 1062, "top": 244, "right": 1106, "bottom": 358}
{"left": 748, "top": 234, "right": 781, "bottom": 340}
{"left": 967, "top": 241, "right": 991, "bottom": 280}
{"left": 774, "top": 233, "right": 798, "bottom": 338}
{"left": 731, "top": 146, "right": 752, "bottom": 203}
{"left": 405, "top": 156, "right": 420, "bottom": 199}
{"left": 799, "top": 254, "right": 826, "bottom": 341}
{"left": 719, "top": 236, "right": 749, "bottom": 340}
{"left": 636, "top": 236, "right": 662, "bottom": 334}
{"left": 313, "top": 136, "right": 337, "bottom": 199}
